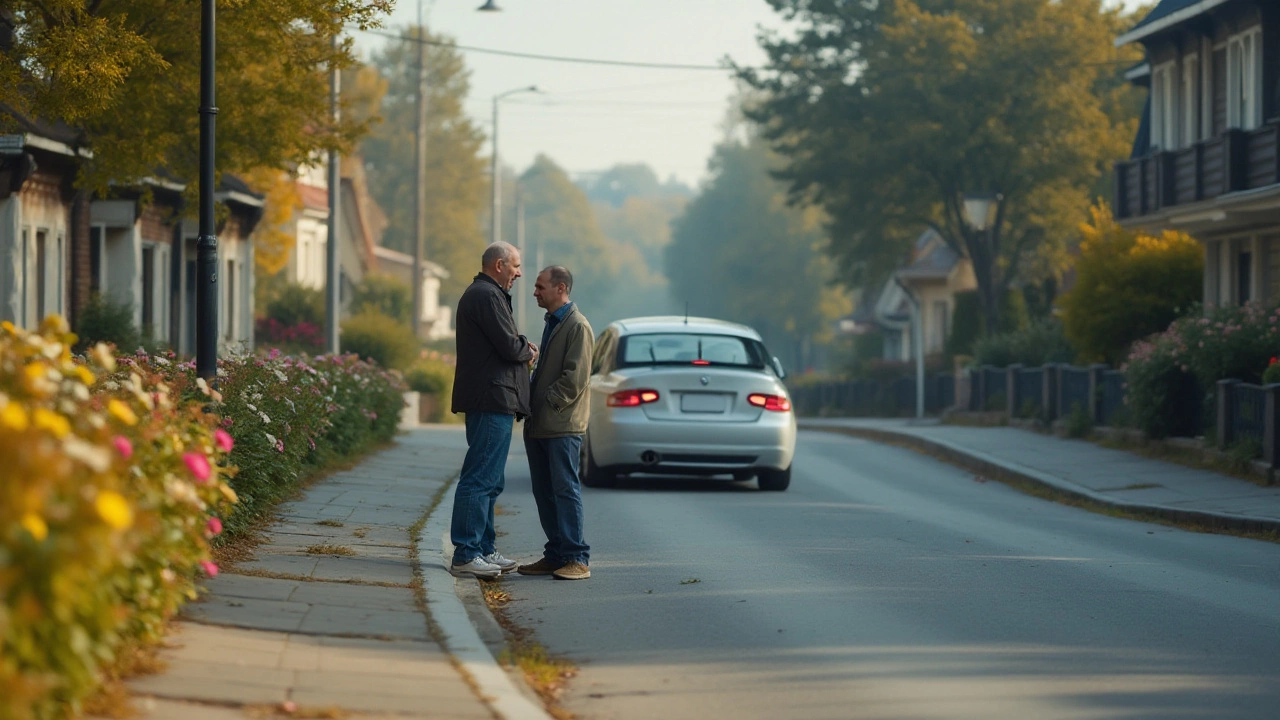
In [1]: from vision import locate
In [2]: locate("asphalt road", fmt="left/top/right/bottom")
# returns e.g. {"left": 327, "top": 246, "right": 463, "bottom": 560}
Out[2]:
{"left": 478, "top": 428, "right": 1280, "bottom": 720}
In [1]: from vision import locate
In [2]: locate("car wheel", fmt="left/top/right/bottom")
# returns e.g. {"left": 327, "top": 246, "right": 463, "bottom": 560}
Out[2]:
{"left": 756, "top": 466, "right": 791, "bottom": 492}
{"left": 580, "top": 436, "right": 617, "bottom": 489}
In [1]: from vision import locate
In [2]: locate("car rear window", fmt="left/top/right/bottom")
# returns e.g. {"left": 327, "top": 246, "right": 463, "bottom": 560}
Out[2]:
{"left": 617, "top": 333, "right": 767, "bottom": 369}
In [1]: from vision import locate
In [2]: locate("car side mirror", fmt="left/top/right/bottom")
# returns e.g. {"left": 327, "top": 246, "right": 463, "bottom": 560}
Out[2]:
{"left": 771, "top": 356, "right": 786, "bottom": 380}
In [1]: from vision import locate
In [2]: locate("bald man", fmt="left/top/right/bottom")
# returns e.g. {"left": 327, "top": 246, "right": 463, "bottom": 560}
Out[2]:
{"left": 449, "top": 242, "right": 537, "bottom": 579}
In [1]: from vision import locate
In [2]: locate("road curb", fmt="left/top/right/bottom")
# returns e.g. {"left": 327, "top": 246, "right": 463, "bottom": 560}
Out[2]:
{"left": 803, "top": 422, "right": 1280, "bottom": 536}
{"left": 419, "top": 481, "right": 555, "bottom": 720}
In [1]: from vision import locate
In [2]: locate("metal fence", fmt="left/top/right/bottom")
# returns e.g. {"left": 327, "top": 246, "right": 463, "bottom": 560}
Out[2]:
{"left": 1099, "top": 370, "right": 1127, "bottom": 427}
{"left": 1229, "top": 383, "right": 1266, "bottom": 448}
{"left": 1059, "top": 365, "right": 1091, "bottom": 417}
{"left": 1015, "top": 367, "right": 1044, "bottom": 416}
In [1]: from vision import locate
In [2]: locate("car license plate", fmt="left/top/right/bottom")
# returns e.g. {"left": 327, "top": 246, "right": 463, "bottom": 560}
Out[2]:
{"left": 680, "top": 393, "right": 728, "bottom": 414}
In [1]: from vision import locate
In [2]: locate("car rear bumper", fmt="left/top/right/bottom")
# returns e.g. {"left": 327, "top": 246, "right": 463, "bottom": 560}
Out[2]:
{"left": 589, "top": 410, "right": 796, "bottom": 472}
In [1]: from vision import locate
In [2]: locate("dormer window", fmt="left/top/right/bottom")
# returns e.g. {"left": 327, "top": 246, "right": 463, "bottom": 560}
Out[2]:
{"left": 1227, "top": 28, "right": 1262, "bottom": 130}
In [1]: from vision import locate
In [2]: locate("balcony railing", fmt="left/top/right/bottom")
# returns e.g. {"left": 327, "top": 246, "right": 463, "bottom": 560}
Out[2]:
{"left": 1114, "top": 121, "right": 1280, "bottom": 220}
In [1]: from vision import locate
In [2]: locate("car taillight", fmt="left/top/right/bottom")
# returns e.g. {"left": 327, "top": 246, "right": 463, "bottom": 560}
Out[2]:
{"left": 692, "top": 359, "right": 711, "bottom": 366}
{"left": 607, "top": 389, "right": 661, "bottom": 407}
{"left": 748, "top": 393, "right": 792, "bottom": 412}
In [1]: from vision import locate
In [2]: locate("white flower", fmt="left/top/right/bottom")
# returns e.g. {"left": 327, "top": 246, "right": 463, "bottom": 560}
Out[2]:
{"left": 274, "top": 370, "right": 288, "bottom": 383}
{"left": 265, "top": 432, "right": 277, "bottom": 447}
{"left": 260, "top": 411, "right": 271, "bottom": 424}
{"left": 246, "top": 403, "right": 258, "bottom": 413}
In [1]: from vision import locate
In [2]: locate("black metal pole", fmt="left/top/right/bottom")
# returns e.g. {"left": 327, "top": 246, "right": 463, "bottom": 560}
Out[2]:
{"left": 196, "top": 0, "right": 219, "bottom": 379}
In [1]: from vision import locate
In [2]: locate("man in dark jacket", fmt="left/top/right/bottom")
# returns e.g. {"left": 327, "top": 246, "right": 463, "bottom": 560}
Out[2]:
{"left": 449, "top": 241, "right": 536, "bottom": 578}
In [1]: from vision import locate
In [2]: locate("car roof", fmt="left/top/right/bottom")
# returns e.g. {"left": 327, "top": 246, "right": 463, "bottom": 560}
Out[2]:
{"left": 610, "top": 316, "right": 763, "bottom": 341}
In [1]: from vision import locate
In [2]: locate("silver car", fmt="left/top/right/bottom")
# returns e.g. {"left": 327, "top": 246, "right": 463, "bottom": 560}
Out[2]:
{"left": 579, "top": 316, "right": 797, "bottom": 491}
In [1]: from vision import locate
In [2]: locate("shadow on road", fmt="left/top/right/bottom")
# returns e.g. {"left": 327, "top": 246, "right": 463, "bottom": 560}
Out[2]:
{"left": 602, "top": 475, "right": 759, "bottom": 493}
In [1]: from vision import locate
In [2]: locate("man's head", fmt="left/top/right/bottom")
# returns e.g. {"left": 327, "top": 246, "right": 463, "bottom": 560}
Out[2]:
{"left": 481, "top": 241, "right": 522, "bottom": 291}
{"left": 533, "top": 265, "right": 573, "bottom": 313}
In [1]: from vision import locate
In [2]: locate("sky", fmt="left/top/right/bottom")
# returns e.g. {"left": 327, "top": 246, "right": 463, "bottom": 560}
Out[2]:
{"left": 352, "top": 0, "right": 1151, "bottom": 189}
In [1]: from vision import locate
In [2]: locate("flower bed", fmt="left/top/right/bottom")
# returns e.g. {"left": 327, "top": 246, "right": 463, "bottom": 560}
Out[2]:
{"left": 1, "top": 319, "right": 406, "bottom": 720}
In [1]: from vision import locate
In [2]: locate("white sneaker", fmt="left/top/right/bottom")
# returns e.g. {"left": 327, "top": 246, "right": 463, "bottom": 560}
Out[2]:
{"left": 483, "top": 552, "right": 519, "bottom": 572}
{"left": 450, "top": 557, "right": 502, "bottom": 579}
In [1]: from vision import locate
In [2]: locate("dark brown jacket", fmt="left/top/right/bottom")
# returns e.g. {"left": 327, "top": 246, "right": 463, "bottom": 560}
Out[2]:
{"left": 451, "top": 273, "right": 534, "bottom": 417}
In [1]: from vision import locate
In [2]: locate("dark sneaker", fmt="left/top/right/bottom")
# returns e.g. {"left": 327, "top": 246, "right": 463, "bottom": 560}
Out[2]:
{"left": 517, "top": 557, "right": 564, "bottom": 576}
{"left": 483, "top": 552, "right": 518, "bottom": 573}
{"left": 450, "top": 557, "right": 502, "bottom": 579}
{"left": 553, "top": 561, "right": 590, "bottom": 580}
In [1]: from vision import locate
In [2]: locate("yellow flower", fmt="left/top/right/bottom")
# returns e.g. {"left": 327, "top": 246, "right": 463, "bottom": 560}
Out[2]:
{"left": 95, "top": 491, "right": 134, "bottom": 530}
{"left": 24, "top": 362, "right": 46, "bottom": 384}
{"left": 32, "top": 408, "right": 70, "bottom": 438}
{"left": 91, "top": 343, "right": 118, "bottom": 372}
{"left": 108, "top": 399, "right": 139, "bottom": 426}
{"left": 1, "top": 320, "right": 14, "bottom": 334}
{"left": 75, "top": 366, "right": 96, "bottom": 386}
{"left": 1, "top": 403, "right": 29, "bottom": 431}
{"left": 21, "top": 513, "right": 48, "bottom": 541}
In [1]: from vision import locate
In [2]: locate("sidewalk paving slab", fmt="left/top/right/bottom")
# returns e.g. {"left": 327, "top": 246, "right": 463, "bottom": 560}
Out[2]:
{"left": 117, "top": 427, "right": 501, "bottom": 720}
{"left": 801, "top": 418, "right": 1280, "bottom": 533}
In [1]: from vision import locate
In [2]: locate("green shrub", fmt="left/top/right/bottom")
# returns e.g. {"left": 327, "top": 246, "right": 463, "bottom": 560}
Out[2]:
{"left": 265, "top": 284, "right": 325, "bottom": 328}
{"left": 1124, "top": 336, "right": 1204, "bottom": 439}
{"left": 1065, "top": 402, "right": 1092, "bottom": 438}
{"left": 352, "top": 274, "right": 414, "bottom": 326}
{"left": 1264, "top": 358, "right": 1280, "bottom": 385}
{"left": 340, "top": 311, "right": 419, "bottom": 371}
{"left": 984, "top": 390, "right": 1007, "bottom": 412}
{"left": 404, "top": 358, "right": 453, "bottom": 394}
{"left": 73, "top": 293, "right": 140, "bottom": 353}
{"left": 972, "top": 317, "right": 1074, "bottom": 368}
{"left": 1062, "top": 202, "right": 1203, "bottom": 365}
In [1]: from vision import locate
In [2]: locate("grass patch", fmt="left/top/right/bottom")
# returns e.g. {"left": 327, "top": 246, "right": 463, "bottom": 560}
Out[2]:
{"left": 305, "top": 544, "right": 355, "bottom": 556}
{"left": 351, "top": 527, "right": 369, "bottom": 539}
{"left": 480, "top": 579, "right": 577, "bottom": 720}
{"left": 315, "top": 519, "right": 345, "bottom": 528}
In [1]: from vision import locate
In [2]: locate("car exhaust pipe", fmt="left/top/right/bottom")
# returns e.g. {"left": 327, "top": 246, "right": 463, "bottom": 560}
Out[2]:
{"left": 640, "top": 450, "right": 661, "bottom": 466}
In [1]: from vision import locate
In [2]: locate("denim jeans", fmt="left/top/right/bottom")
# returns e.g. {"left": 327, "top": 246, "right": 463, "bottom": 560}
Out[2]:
{"left": 525, "top": 434, "right": 589, "bottom": 565}
{"left": 450, "top": 412, "right": 514, "bottom": 565}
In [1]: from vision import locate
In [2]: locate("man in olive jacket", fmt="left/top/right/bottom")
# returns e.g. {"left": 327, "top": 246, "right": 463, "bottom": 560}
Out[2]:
{"left": 449, "top": 242, "right": 536, "bottom": 579}
{"left": 516, "top": 266, "right": 595, "bottom": 581}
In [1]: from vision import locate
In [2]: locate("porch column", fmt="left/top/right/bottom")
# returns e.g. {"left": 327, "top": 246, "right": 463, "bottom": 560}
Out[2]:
{"left": 1203, "top": 240, "right": 1218, "bottom": 308}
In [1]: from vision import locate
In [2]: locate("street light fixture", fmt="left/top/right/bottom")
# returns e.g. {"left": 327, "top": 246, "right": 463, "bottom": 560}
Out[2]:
{"left": 961, "top": 192, "right": 1003, "bottom": 232}
{"left": 490, "top": 85, "right": 539, "bottom": 246}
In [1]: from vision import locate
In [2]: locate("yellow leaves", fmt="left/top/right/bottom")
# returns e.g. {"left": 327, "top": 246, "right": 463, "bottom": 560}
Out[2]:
{"left": 20, "top": 513, "right": 48, "bottom": 542}
{"left": 246, "top": 168, "right": 304, "bottom": 275}
{"left": 74, "top": 366, "right": 97, "bottom": 387}
{"left": 107, "top": 399, "right": 138, "bottom": 426}
{"left": 94, "top": 491, "right": 133, "bottom": 531}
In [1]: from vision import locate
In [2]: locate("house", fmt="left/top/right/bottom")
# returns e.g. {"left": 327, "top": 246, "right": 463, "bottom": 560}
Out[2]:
{"left": 842, "top": 229, "right": 977, "bottom": 361}
{"left": 281, "top": 161, "right": 331, "bottom": 291}
{"left": 373, "top": 245, "right": 453, "bottom": 341}
{"left": 0, "top": 124, "right": 91, "bottom": 331}
{"left": 1113, "top": 0, "right": 1280, "bottom": 307}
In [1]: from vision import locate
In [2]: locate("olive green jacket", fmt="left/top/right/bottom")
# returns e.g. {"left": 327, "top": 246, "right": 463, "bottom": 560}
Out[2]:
{"left": 525, "top": 304, "right": 594, "bottom": 439}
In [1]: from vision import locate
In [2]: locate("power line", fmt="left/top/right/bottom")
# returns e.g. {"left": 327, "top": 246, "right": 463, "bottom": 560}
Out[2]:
{"left": 351, "top": 27, "right": 732, "bottom": 71}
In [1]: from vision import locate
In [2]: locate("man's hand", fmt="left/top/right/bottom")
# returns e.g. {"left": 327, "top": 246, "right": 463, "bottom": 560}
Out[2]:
{"left": 528, "top": 341, "right": 539, "bottom": 367}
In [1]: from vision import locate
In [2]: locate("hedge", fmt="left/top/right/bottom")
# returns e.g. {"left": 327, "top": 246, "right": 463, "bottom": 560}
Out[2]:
{"left": 0, "top": 318, "right": 407, "bottom": 720}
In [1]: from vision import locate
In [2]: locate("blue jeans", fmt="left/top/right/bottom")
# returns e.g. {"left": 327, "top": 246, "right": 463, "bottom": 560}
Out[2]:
{"left": 451, "top": 412, "right": 514, "bottom": 565}
{"left": 525, "top": 434, "right": 589, "bottom": 565}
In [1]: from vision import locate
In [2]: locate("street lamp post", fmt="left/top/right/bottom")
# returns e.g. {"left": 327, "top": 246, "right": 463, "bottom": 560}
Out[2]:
{"left": 196, "top": 0, "right": 218, "bottom": 379}
{"left": 412, "top": 2, "right": 428, "bottom": 340}
{"left": 325, "top": 32, "right": 341, "bottom": 355}
{"left": 490, "top": 85, "right": 538, "bottom": 246}
{"left": 961, "top": 191, "right": 1004, "bottom": 335}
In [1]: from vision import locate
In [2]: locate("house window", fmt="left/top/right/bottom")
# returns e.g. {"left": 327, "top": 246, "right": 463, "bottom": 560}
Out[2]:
{"left": 1151, "top": 63, "right": 1176, "bottom": 151}
{"left": 1238, "top": 251, "right": 1253, "bottom": 305}
{"left": 35, "top": 231, "right": 47, "bottom": 323}
{"left": 141, "top": 245, "right": 156, "bottom": 339}
{"left": 1181, "top": 55, "right": 1198, "bottom": 148}
{"left": 1227, "top": 28, "right": 1262, "bottom": 130}
{"left": 225, "top": 259, "right": 236, "bottom": 341}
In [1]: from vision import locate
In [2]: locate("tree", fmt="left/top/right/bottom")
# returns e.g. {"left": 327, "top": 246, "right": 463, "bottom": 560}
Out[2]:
{"left": 520, "top": 155, "right": 622, "bottom": 301}
{"left": 1061, "top": 203, "right": 1203, "bottom": 365}
{"left": 739, "top": 0, "right": 1145, "bottom": 335}
{"left": 1, "top": 1, "right": 390, "bottom": 193}
{"left": 665, "top": 136, "right": 850, "bottom": 373}
{"left": 358, "top": 27, "right": 487, "bottom": 300}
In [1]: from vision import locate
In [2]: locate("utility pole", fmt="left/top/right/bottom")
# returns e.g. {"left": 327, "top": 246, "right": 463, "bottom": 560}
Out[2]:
{"left": 489, "top": 86, "right": 538, "bottom": 247}
{"left": 325, "top": 32, "right": 341, "bottom": 355}
{"left": 196, "top": 0, "right": 218, "bottom": 379}
{"left": 412, "top": 1, "right": 427, "bottom": 340}
{"left": 515, "top": 187, "right": 525, "bottom": 332}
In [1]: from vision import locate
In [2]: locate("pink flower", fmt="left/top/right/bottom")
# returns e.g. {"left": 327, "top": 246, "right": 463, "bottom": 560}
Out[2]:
{"left": 269, "top": 348, "right": 282, "bottom": 360}
{"left": 222, "top": 416, "right": 234, "bottom": 428}
{"left": 308, "top": 436, "right": 316, "bottom": 451}
{"left": 183, "top": 452, "right": 212, "bottom": 484}
{"left": 207, "top": 516, "right": 223, "bottom": 536}
{"left": 275, "top": 438, "right": 285, "bottom": 453}
{"left": 112, "top": 436, "right": 133, "bottom": 459}
{"left": 198, "top": 560, "right": 219, "bottom": 577}
{"left": 214, "top": 429, "right": 234, "bottom": 453}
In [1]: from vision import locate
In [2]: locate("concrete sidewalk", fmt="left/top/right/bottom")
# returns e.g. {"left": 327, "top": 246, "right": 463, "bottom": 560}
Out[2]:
{"left": 801, "top": 418, "right": 1280, "bottom": 534}
{"left": 117, "top": 427, "right": 508, "bottom": 720}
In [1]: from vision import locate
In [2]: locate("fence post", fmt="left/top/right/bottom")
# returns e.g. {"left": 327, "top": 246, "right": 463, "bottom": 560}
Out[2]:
{"left": 957, "top": 369, "right": 971, "bottom": 413}
{"left": 1264, "top": 385, "right": 1280, "bottom": 469}
{"left": 1087, "top": 364, "right": 1107, "bottom": 425}
{"left": 1006, "top": 364, "right": 1023, "bottom": 418}
{"left": 1217, "top": 379, "right": 1240, "bottom": 450}
{"left": 1042, "top": 364, "right": 1059, "bottom": 422}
